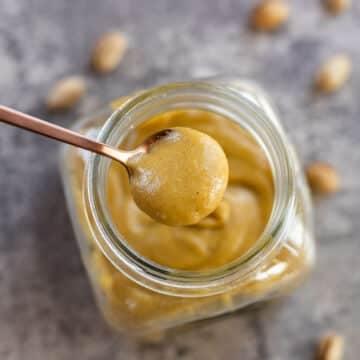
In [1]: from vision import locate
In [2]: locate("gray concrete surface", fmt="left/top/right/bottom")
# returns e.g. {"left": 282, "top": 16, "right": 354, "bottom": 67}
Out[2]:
{"left": 0, "top": 0, "right": 360, "bottom": 359}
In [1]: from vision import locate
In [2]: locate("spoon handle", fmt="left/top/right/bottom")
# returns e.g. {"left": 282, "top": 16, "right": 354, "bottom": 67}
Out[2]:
{"left": 0, "top": 105, "right": 131, "bottom": 164}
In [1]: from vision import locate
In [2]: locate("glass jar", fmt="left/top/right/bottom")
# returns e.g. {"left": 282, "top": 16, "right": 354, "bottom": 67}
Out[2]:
{"left": 60, "top": 78, "right": 315, "bottom": 337}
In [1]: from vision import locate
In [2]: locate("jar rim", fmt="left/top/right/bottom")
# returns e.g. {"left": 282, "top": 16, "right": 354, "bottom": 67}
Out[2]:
{"left": 84, "top": 80, "right": 296, "bottom": 297}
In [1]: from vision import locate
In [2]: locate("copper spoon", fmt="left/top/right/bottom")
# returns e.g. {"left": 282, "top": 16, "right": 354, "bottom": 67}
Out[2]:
{"left": 0, "top": 105, "right": 171, "bottom": 169}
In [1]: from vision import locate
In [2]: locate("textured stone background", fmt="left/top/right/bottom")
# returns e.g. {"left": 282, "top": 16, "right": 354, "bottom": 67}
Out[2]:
{"left": 0, "top": 0, "right": 360, "bottom": 359}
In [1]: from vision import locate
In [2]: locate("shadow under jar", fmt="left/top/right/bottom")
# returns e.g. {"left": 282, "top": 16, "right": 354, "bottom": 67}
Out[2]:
{"left": 60, "top": 78, "right": 315, "bottom": 338}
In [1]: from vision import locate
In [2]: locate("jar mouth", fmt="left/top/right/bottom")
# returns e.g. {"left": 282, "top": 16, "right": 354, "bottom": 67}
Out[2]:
{"left": 85, "top": 81, "right": 296, "bottom": 297}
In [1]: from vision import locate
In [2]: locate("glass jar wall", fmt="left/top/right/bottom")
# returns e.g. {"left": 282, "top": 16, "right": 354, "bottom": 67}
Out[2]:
{"left": 60, "top": 78, "right": 315, "bottom": 337}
